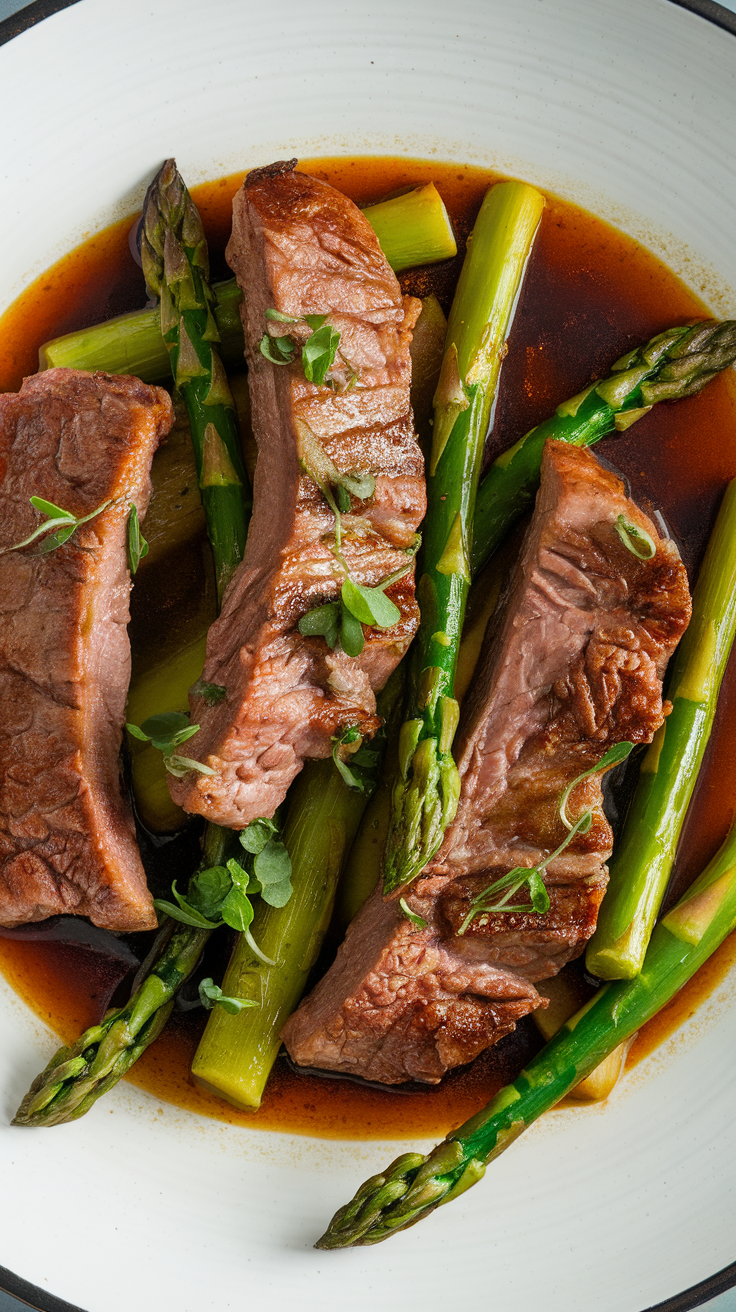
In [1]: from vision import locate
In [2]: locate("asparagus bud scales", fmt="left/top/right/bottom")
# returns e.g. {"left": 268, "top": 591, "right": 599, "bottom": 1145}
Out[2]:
{"left": 317, "top": 816, "right": 736, "bottom": 1248}
{"left": 587, "top": 475, "right": 736, "bottom": 978}
{"left": 383, "top": 180, "right": 545, "bottom": 896}
{"left": 471, "top": 319, "right": 736, "bottom": 576}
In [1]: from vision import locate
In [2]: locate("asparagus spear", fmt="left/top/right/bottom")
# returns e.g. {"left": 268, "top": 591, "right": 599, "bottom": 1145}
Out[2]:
{"left": 139, "top": 159, "right": 250, "bottom": 605}
{"left": 191, "top": 672, "right": 404, "bottom": 1108}
{"left": 317, "top": 815, "right": 736, "bottom": 1247}
{"left": 586, "top": 476, "right": 736, "bottom": 978}
{"left": 13, "top": 825, "right": 230, "bottom": 1126}
{"left": 470, "top": 319, "right": 736, "bottom": 575}
{"left": 38, "top": 184, "right": 456, "bottom": 380}
{"left": 383, "top": 180, "right": 545, "bottom": 895}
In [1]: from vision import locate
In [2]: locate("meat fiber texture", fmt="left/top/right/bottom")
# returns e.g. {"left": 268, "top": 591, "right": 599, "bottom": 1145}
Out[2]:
{"left": 0, "top": 369, "right": 173, "bottom": 931}
{"left": 169, "top": 161, "right": 425, "bottom": 828}
{"left": 282, "top": 441, "right": 692, "bottom": 1083}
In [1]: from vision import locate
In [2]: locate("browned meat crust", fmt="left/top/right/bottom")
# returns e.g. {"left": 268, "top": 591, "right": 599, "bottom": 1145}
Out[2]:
{"left": 169, "top": 162, "right": 425, "bottom": 827}
{"left": 0, "top": 369, "right": 173, "bottom": 931}
{"left": 281, "top": 441, "right": 692, "bottom": 1083}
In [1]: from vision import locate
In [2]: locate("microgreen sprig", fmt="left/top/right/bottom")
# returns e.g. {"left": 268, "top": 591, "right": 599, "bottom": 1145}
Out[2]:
{"left": 190, "top": 678, "right": 227, "bottom": 706}
{"left": 153, "top": 815, "right": 293, "bottom": 968}
{"left": 126, "top": 711, "right": 216, "bottom": 779}
{"left": 259, "top": 308, "right": 343, "bottom": 385}
{"left": 456, "top": 811, "right": 594, "bottom": 936}
{"left": 1, "top": 495, "right": 113, "bottom": 556}
{"left": 198, "top": 978, "right": 257, "bottom": 1015}
{"left": 558, "top": 740, "right": 635, "bottom": 831}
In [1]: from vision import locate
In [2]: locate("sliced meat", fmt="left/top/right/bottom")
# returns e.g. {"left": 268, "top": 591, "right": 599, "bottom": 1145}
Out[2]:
{"left": 169, "top": 161, "right": 425, "bottom": 827}
{"left": 0, "top": 368, "right": 173, "bottom": 930}
{"left": 282, "top": 440, "right": 691, "bottom": 1082}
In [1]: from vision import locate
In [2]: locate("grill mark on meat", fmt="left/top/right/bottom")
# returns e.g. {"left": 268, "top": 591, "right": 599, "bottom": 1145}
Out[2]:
{"left": 282, "top": 441, "right": 691, "bottom": 1083}
{"left": 0, "top": 369, "right": 173, "bottom": 931}
{"left": 169, "top": 163, "right": 425, "bottom": 828}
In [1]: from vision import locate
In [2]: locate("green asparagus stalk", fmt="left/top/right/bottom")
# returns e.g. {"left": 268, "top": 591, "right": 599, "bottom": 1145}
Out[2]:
{"left": 470, "top": 319, "right": 736, "bottom": 576}
{"left": 38, "top": 278, "right": 245, "bottom": 381}
{"left": 383, "top": 180, "right": 545, "bottom": 895}
{"left": 586, "top": 476, "right": 736, "bottom": 978}
{"left": 191, "top": 672, "right": 404, "bottom": 1107}
{"left": 38, "top": 184, "right": 457, "bottom": 380}
{"left": 139, "top": 159, "right": 250, "bottom": 605}
{"left": 361, "top": 182, "right": 456, "bottom": 273}
{"left": 13, "top": 825, "right": 231, "bottom": 1126}
{"left": 317, "top": 816, "right": 736, "bottom": 1247}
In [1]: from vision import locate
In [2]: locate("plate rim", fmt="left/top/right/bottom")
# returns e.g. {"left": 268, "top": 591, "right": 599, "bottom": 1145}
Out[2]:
{"left": 0, "top": 1, "right": 735, "bottom": 1310}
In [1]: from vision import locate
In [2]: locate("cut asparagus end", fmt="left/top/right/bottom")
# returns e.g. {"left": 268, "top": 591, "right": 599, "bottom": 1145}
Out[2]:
{"left": 362, "top": 182, "right": 457, "bottom": 273}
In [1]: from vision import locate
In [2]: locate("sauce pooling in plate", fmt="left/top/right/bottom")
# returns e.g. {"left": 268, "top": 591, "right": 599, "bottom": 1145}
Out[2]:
{"left": 1, "top": 157, "right": 735, "bottom": 1139}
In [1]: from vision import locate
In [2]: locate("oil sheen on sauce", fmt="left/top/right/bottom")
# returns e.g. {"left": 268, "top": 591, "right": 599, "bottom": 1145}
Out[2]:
{"left": 0, "top": 158, "right": 735, "bottom": 1141}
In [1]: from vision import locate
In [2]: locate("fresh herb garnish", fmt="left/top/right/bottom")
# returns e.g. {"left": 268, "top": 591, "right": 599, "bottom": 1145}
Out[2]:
{"left": 126, "top": 503, "right": 149, "bottom": 575}
{"left": 459, "top": 741, "right": 637, "bottom": 936}
{"left": 399, "top": 897, "right": 427, "bottom": 931}
{"left": 558, "top": 740, "right": 634, "bottom": 831}
{"left": 615, "top": 514, "right": 656, "bottom": 560}
{"left": 331, "top": 725, "right": 380, "bottom": 792}
{"left": 239, "top": 818, "right": 293, "bottom": 909}
{"left": 261, "top": 309, "right": 345, "bottom": 388}
{"left": 153, "top": 817, "right": 292, "bottom": 965}
{"left": 259, "top": 333, "right": 296, "bottom": 366}
{"left": 198, "top": 978, "right": 257, "bottom": 1015}
{"left": 1, "top": 495, "right": 113, "bottom": 556}
{"left": 302, "top": 323, "right": 342, "bottom": 385}
{"left": 190, "top": 678, "right": 227, "bottom": 706}
{"left": 125, "top": 711, "right": 216, "bottom": 779}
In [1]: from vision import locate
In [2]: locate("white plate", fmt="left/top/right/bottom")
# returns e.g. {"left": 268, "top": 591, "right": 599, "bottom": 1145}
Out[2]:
{"left": 1, "top": 1, "right": 736, "bottom": 1309}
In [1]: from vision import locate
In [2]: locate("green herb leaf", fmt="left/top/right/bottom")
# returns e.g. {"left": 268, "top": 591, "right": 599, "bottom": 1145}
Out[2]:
{"left": 220, "top": 881, "right": 254, "bottom": 935}
{"left": 127, "top": 503, "right": 149, "bottom": 575}
{"left": 341, "top": 577, "right": 401, "bottom": 629}
{"left": 399, "top": 897, "right": 427, "bottom": 930}
{"left": 1, "top": 495, "right": 113, "bottom": 555}
{"left": 190, "top": 678, "right": 227, "bottom": 706}
{"left": 303, "top": 313, "right": 327, "bottom": 331}
{"left": 614, "top": 514, "right": 656, "bottom": 560}
{"left": 239, "top": 816, "right": 280, "bottom": 855}
{"left": 298, "top": 601, "right": 340, "bottom": 649}
{"left": 558, "top": 740, "right": 635, "bottom": 831}
{"left": 126, "top": 711, "right": 215, "bottom": 778}
{"left": 154, "top": 879, "right": 222, "bottom": 929}
{"left": 198, "top": 978, "right": 257, "bottom": 1014}
{"left": 254, "top": 840, "right": 292, "bottom": 888}
{"left": 259, "top": 332, "right": 296, "bottom": 366}
{"left": 264, "top": 308, "right": 300, "bottom": 323}
{"left": 165, "top": 754, "right": 217, "bottom": 779}
{"left": 30, "top": 496, "right": 75, "bottom": 520}
{"left": 187, "top": 865, "right": 231, "bottom": 920}
{"left": 339, "top": 603, "right": 365, "bottom": 657}
{"left": 302, "top": 323, "right": 341, "bottom": 385}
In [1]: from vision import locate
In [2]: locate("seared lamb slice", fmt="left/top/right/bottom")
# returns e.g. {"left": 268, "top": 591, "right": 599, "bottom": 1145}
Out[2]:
{"left": 0, "top": 369, "right": 173, "bottom": 930}
{"left": 282, "top": 440, "right": 691, "bottom": 1083}
{"left": 169, "top": 161, "right": 424, "bottom": 828}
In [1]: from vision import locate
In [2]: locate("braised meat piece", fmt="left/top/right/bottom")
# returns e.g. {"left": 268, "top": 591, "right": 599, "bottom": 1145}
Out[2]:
{"left": 0, "top": 369, "right": 173, "bottom": 930}
{"left": 169, "top": 161, "right": 425, "bottom": 828}
{"left": 282, "top": 441, "right": 691, "bottom": 1083}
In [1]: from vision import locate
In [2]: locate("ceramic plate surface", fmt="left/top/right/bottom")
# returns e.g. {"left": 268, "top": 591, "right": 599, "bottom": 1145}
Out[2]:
{"left": 1, "top": 1, "right": 736, "bottom": 1309}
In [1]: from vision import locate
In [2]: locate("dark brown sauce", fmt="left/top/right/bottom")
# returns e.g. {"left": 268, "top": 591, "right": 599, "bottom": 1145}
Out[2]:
{"left": 0, "top": 157, "right": 735, "bottom": 1140}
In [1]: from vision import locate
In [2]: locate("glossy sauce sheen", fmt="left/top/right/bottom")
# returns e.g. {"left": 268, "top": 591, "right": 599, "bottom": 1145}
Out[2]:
{"left": 0, "top": 158, "right": 735, "bottom": 1140}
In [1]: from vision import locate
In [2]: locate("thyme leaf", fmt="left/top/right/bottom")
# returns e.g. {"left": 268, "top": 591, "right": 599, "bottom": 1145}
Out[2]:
{"left": 198, "top": 978, "right": 258, "bottom": 1015}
